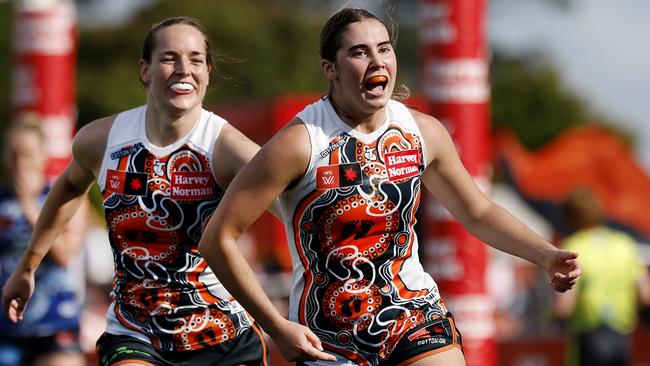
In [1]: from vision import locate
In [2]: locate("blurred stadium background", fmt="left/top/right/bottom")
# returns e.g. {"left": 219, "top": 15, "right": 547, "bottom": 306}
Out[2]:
{"left": 1, "top": 0, "right": 649, "bottom": 365}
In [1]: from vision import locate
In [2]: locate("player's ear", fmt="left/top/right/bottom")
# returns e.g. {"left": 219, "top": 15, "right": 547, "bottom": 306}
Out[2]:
{"left": 321, "top": 59, "right": 337, "bottom": 81}
{"left": 139, "top": 59, "right": 150, "bottom": 86}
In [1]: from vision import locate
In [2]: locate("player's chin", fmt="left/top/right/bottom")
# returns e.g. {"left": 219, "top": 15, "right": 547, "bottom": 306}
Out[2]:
{"left": 167, "top": 100, "right": 200, "bottom": 115}
{"left": 363, "top": 96, "right": 390, "bottom": 111}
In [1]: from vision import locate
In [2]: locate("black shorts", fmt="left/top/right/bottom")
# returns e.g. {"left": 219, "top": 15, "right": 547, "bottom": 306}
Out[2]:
{"left": 576, "top": 325, "right": 630, "bottom": 366}
{"left": 298, "top": 312, "right": 463, "bottom": 366}
{"left": 96, "top": 324, "right": 269, "bottom": 366}
{"left": 0, "top": 328, "right": 81, "bottom": 366}
{"left": 385, "top": 313, "right": 463, "bottom": 365}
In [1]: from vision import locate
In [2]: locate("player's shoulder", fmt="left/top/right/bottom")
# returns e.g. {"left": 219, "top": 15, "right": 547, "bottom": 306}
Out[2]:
{"left": 74, "top": 115, "right": 117, "bottom": 149}
{"left": 72, "top": 115, "right": 118, "bottom": 169}
{"left": 275, "top": 117, "right": 311, "bottom": 151}
{"left": 261, "top": 117, "right": 311, "bottom": 168}
{"left": 408, "top": 107, "right": 446, "bottom": 137}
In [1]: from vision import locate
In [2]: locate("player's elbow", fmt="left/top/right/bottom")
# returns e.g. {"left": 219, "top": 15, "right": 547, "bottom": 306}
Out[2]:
{"left": 197, "top": 235, "right": 216, "bottom": 264}
{"left": 198, "top": 227, "right": 230, "bottom": 265}
{"left": 457, "top": 200, "right": 493, "bottom": 232}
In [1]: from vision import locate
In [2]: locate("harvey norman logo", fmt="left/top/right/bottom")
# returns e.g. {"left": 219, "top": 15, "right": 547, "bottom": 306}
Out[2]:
{"left": 170, "top": 171, "right": 215, "bottom": 200}
{"left": 384, "top": 149, "right": 421, "bottom": 181}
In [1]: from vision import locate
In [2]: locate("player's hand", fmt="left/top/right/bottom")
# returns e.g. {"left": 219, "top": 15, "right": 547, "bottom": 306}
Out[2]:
{"left": 545, "top": 249, "right": 582, "bottom": 292}
{"left": 1, "top": 269, "right": 35, "bottom": 323}
{"left": 270, "top": 319, "right": 337, "bottom": 362}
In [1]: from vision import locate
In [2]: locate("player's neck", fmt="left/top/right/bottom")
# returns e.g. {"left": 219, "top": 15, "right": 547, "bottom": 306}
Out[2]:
{"left": 145, "top": 106, "right": 201, "bottom": 147}
{"left": 329, "top": 94, "right": 386, "bottom": 134}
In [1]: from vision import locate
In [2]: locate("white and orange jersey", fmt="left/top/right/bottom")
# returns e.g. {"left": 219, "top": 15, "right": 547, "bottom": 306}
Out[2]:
{"left": 279, "top": 98, "right": 447, "bottom": 364}
{"left": 97, "top": 106, "right": 252, "bottom": 352}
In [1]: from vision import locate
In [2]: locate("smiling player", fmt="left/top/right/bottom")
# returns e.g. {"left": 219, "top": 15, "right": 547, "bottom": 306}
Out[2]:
{"left": 2, "top": 17, "right": 269, "bottom": 366}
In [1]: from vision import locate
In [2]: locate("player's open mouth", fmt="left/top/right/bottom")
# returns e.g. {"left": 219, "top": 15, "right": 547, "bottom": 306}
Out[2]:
{"left": 169, "top": 82, "right": 194, "bottom": 93}
{"left": 364, "top": 75, "right": 388, "bottom": 95}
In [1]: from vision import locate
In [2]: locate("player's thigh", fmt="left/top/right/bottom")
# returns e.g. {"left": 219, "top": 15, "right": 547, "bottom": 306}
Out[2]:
{"left": 96, "top": 332, "right": 165, "bottom": 366}
{"left": 407, "top": 347, "right": 465, "bottom": 366}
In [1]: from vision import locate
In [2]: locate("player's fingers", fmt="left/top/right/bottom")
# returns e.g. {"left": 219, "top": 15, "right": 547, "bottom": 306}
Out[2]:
{"left": 567, "top": 265, "right": 582, "bottom": 279}
{"left": 550, "top": 278, "right": 574, "bottom": 292}
{"left": 7, "top": 298, "right": 25, "bottom": 323}
{"left": 302, "top": 330, "right": 336, "bottom": 361}
{"left": 558, "top": 250, "right": 578, "bottom": 261}
{"left": 304, "top": 328, "right": 324, "bottom": 350}
{"left": 550, "top": 281, "right": 566, "bottom": 292}
{"left": 301, "top": 346, "right": 337, "bottom": 362}
{"left": 552, "top": 275, "right": 576, "bottom": 285}
{"left": 562, "top": 258, "right": 576, "bottom": 267}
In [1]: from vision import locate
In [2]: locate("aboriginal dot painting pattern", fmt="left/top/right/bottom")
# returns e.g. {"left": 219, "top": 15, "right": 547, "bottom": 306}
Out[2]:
{"left": 293, "top": 123, "right": 446, "bottom": 365}
{"left": 103, "top": 144, "right": 251, "bottom": 352}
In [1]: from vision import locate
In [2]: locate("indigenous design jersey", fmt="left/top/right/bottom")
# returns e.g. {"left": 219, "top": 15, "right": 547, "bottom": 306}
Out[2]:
{"left": 98, "top": 106, "right": 251, "bottom": 352}
{"left": 279, "top": 98, "right": 447, "bottom": 365}
{"left": 0, "top": 187, "right": 81, "bottom": 337}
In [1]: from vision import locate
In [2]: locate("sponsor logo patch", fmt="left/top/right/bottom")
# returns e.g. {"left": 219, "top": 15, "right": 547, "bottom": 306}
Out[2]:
{"left": 384, "top": 149, "right": 421, "bottom": 181}
{"left": 110, "top": 143, "right": 144, "bottom": 160}
{"left": 316, "top": 162, "right": 363, "bottom": 190}
{"left": 105, "top": 169, "right": 148, "bottom": 196}
{"left": 170, "top": 171, "right": 215, "bottom": 200}
{"left": 407, "top": 324, "right": 448, "bottom": 342}
{"left": 406, "top": 320, "right": 450, "bottom": 346}
{"left": 319, "top": 133, "right": 348, "bottom": 158}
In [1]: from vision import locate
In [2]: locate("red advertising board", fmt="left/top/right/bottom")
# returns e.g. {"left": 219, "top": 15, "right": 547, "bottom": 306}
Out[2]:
{"left": 420, "top": 1, "right": 496, "bottom": 365}
{"left": 11, "top": 0, "right": 77, "bottom": 179}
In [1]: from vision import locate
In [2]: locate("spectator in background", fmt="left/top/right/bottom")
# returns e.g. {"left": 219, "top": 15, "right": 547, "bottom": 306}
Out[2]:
{"left": 0, "top": 115, "right": 87, "bottom": 366}
{"left": 554, "top": 188, "right": 650, "bottom": 366}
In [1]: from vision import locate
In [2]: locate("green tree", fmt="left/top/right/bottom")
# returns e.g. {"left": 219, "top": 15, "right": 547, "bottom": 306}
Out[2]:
{"left": 490, "top": 50, "right": 596, "bottom": 149}
{"left": 76, "top": 0, "right": 325, "bottom": 126}
{"left": 2, "top": 0, "right": 631, "bottom": 152}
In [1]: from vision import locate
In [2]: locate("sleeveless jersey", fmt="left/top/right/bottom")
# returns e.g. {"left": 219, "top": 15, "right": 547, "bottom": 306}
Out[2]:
{"left": 0, "top": 187, "right": 81, "bottom": 337}
{"left": 278, "top": 98, "right": 446, "bottom": 364}
{"left": 98, "top": 106, "right": 252, "bottom": 352}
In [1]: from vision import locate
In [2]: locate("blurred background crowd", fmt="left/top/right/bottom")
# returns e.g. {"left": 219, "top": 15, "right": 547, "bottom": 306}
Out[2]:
{"left": 0, "top": 0, "right": 649, "bottom": 365}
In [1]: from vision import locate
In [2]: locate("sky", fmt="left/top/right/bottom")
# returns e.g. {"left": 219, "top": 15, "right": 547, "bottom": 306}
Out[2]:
{"left": 75, "top": 0, "right": 650, "bottom": 169}
{"left": 488, "top": 0, "right": 650, "bottom": 169}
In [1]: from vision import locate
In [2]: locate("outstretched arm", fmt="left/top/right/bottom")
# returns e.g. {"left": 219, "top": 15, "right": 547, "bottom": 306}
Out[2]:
{"left": 46, "top": 198, "right": 90, "bottom": 267}
{"left": 1, "top": 118, "right": 110, "bottom": 322}
{"left": 414, "top": 110, "right": 581, "bottom": 292}
{"left": 199, "top": 120, "right": 336, "bottom": 362}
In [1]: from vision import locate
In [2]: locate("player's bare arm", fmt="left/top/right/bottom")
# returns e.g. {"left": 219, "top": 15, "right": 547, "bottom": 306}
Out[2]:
{"left": 199, "top": 120, "right": 336, "bottom": 362}
{"left": 413, "top": 109, "right": 580, "bottom": 292}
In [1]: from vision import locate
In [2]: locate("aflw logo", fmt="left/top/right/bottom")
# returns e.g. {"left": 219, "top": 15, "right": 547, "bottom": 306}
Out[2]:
{"left": 109, "top": 179, "right": 121, "bottom": 190}
{"left": 316, "top": 163, "right": 363, "bottom": 190}
{"left": 322, "top": 176, "right": 335, "bottom": 185}
{"left": 104, "top": 169, "right": 148, "bottom": 196}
